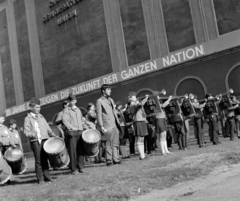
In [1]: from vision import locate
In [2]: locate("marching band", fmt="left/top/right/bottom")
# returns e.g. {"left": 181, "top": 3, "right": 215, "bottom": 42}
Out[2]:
{"left": 0, "top": 84, "right": 240, "bottom": 185}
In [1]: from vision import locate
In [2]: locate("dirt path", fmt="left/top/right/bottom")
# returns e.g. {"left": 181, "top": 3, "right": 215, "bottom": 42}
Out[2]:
{"left": 131, "top": 163, "right": 240, "bottom": 201}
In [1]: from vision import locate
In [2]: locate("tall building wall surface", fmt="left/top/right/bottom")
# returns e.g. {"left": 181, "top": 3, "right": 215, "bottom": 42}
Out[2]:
{"left": 1, "top": 0, "right": 240, "bottom": 152}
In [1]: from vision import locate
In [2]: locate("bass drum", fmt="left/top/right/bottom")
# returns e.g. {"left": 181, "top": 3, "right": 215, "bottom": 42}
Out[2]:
{"left": 82, "top": 129, "right": 101, "bottom": 157}
{"left": 43, "top": 137, "right": 70, "bottom": 169}
{"left": 4, "top": 147, "right": 27, "bottom": 175}
{"left": 0, "top": 152, "right": 12, "bottom": 185}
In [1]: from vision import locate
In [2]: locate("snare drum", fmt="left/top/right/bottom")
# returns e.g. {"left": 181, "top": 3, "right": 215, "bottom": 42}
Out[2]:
{"left": 43, "top": 137, "right": 70, "bottom": 169}
{"left": 4, "top": 147, "right": 26, "bottom": 175}
{"left": 82, "top": 129, "right": 101, "bottom": 157}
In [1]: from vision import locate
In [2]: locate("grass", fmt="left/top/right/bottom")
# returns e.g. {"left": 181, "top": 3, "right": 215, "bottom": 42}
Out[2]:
{"left": 1, "top": 137, "right": 240, "bottom": 201}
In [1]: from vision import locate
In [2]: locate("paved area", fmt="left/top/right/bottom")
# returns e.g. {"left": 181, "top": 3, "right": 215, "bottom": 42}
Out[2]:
{"left": 131, "top": 163, "right": 240, "bottom": 201}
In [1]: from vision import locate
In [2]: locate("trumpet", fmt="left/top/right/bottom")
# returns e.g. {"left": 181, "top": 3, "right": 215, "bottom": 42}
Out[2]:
{"left": 171, "top": 93, "right": 188, "bottom": 100}
{"left": 138, "top": 89, "right": 166, "bottom": 100}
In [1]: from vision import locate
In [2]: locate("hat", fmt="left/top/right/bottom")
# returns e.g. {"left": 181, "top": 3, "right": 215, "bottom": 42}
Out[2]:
{"left": 128, "top": 91, "right": 136, "bottom": 98}
{"left": 100, "top": 84, "right": 111, "bottom": 92}
{"left": 9, "top": 119, "right": 16, "bottom": 125}
{"left": 29, "top": 97, "right": 40, "bottom": 105}
{"left": 67, "top": 93, "right": 77, "bottom": 101}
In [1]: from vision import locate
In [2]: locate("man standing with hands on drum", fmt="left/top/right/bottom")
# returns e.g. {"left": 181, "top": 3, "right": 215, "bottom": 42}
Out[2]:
{"left": 96, "top": 84, "right": 121, "bottom": 166}
{"left": 62, "top": 93, "right": 87, "bottom": 175}
{"left": 24, "top": 97, "right": 56, "bottom": 184}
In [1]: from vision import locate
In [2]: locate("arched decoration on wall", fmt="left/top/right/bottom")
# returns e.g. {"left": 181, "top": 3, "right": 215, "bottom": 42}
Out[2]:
{"left": 174, "top": 76, "right": 207, "bottom": 100}
{"left": 136, "top": 88, "right": 155, "bottom": 98}
{"left": 225, "top": 62, "right": 240, "bottom": 97}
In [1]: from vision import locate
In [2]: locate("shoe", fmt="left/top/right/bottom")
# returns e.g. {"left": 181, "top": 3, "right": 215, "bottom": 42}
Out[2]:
{"left": 113, "top": 161, "right": 121, "bottom": 165}
{"left": 78, "top": 169, "right": 84, "bottom": 173}
{"left": 71, "top": 170, "right": 80, "bottom": 175}
{"left": 139, "top": 156, "right": 148, "bottom": 160}
{"left": 213, "top": 142, "right": 218, "bottom": 145}
{"left": 166, "top": 152, "right": 173, "bottom": 154}
{"left": 37, "top": 180, "right": 44, "bottom": 184}
{"left": 199, "top": 145, "right": 203, "bottom": 148}
{"left": 183, "top": 148, "right": 187, "bottom": 151}
{"left": 218, "top": 141, "right": 222, "bottom": 144}
{"left": 107, "top": 162, "right": 113, "bottom": 166}
{"left": 44, "top": 178, "right": 53, "bottom": 183}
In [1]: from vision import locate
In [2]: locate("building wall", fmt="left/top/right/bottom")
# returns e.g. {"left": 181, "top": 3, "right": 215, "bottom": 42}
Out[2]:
{"left": 1, "top": 0, "right": 240, "bottom": 152}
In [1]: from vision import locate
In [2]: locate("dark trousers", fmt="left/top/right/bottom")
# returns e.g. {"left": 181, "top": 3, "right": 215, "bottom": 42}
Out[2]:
{"left": 194, "top": 117, "right": 204, "bottom": 146}
{"left": 227, "top": 117, "right": 235, "bottom": 140}
{"left": 167, "top": 127, "right": 173, "bottom": 147}
{"left": 30, "top": 140, "right": 50, "bottom": 181}
{"left": 208, "top": 115, "right": 219, "bottom": 144}
{"left": 173, "top": 121, "right": 186, "bottom": 150}
{"left": 65, "top": 134, "right": 84, "bottom": 172}
{"left": 129, "top": 133, "right": 135, "bottom": 154}
{"left": 144, "top": 134, "right": 152, "bottom": 153}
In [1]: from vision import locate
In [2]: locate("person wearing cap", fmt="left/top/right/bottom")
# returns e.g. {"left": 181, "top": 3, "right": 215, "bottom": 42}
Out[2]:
{"left": 96, "top": 84, "right": 121, "bottom": 166}
{"left": 128, "top": 91, "right": 149, "bottom": 160}
{"left": 205, "top": 93, "right": 222, "bottom": 145}
{"left": 0, "top": 112, "right": 17, "bottom": 155}
{"left": 62, "top": 93, "right": 87, "bottom": 174}
{"left": 24, "top": 97, "right": 56, "bottom": 184}
{"left": 190, "top": 95, "right": 206, "bottom": 148}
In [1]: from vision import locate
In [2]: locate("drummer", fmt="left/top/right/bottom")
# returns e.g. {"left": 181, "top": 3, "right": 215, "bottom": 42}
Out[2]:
{"left": 0, "top": 112, "right": 17, "bottom": 155}
{"left": 55, "top": 100, "right": 69, "bottom": 137}
{"left": 8, "top": 119, "right": 22, "bottom": 150}
{"left": 24, "top": 97, "right": 57, "bottom": 184}
{"left": 62, "top": 93, "right": 87, "bottom": 174}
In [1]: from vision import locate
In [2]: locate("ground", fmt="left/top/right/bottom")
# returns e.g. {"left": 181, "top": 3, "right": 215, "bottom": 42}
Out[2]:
{"left": 1, "top": 134, "right": 240, "bottom": 201}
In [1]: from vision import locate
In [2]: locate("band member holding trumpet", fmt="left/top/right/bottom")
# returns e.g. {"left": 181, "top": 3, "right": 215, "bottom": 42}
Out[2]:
{"left": 115, "top": 101, "right": 130, "bottom": 159}
{"left": 155, "top": 92, "right": 173, "bottom": 155}
{"left": 190, "top": 95, "right": 206, "bottom": 148}
{"left": 205, "top": 93, "right": 222, "bottom": 145}
{"left": 224, "top": 96, "right": 239, "bottom": 141}
{"left": 24, "top": 97, "right": 56, "bottom": 184}
{"left": 129, "top": 91, "right": 149, "bottom": 160}
{"left": 96, "top": 84, "right": 121, "bottom": 166}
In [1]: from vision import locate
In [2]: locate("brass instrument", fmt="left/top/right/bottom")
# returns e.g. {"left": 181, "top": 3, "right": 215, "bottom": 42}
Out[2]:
{"left": 171, "top": 93, "right": 188, "bottom": 100}
{"left": 138, "top": 89, "right": 166, "bottom": 100}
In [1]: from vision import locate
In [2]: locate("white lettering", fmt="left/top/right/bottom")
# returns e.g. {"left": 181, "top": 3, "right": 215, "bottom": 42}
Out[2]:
{"left": 170, "top": 55, "right": 177, "bottom": 64}
{"left": 195, "top": 45, "right": 204, "bottom": 56}
{"left": 186, "top": 48, "right": 195, "bottom": 59}
{"left": 163, "top": 57, "right": 170, "bottom": 67}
